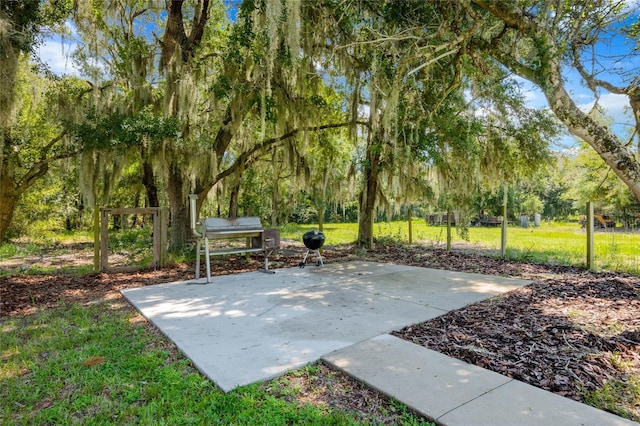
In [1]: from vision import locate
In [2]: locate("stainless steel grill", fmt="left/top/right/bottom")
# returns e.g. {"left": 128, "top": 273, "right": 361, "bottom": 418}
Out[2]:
{"left": 189, "top": 194, "right": 278, "bottom": 282}
{"left": 202, "top": 217, "right": 263, "bottom": 233}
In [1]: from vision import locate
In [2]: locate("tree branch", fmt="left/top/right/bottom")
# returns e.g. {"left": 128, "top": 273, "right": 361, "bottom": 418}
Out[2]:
{"left": 188, "top": 0, "right": 209, "bottom": 56}
{"left": 209, "top": 121, "right": 366, "bottom": 188}
{"left": 16, "top": 132, "right": 80, "bottom": 193}
{"left": 473, "top": 0, "right": 535, "bottom": 33}
{"left": 571, "top": 42, "right": 628, "bottom": 95}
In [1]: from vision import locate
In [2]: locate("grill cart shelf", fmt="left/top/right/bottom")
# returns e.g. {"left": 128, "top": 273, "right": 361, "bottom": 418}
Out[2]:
{"left": 189, "top": 195, "right": 279, "bottom": 283}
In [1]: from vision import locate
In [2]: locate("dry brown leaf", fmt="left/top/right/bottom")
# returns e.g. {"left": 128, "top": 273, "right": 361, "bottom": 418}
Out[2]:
{"left": 83, "top": 356, "right": 108, "bottom": 367}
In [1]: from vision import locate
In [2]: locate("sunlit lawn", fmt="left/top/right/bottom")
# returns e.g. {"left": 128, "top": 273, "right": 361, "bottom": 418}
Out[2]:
{"left": 281, "top": 220, "right": 640, "bottom": 274}
{"left": 0, "top": 303, "right": 430, "bottom": 425}
{"left": 2, "top": 220, "right": 638, "bottom": 275}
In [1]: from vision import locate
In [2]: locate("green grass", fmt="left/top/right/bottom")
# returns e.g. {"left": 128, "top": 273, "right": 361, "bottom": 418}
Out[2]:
{"left": 0, "top": 229, "right": 93, "bottom": 259}
{"left": 107, "top": 228, "right": 156, "bottom": 268}
{"left": 281, "top": 221, "right": 640, "bottom": 275}
{"left": 3, "top": 220, "right": 639, "bottom": 275}
{"left": 0, "top": 241, "right": 42, "bottom": 259}
{"left": 584, "top": 377, "right": 640, "bottom": 422}
{"left": 0, "top": 302, "right": 432, "bottom": 425}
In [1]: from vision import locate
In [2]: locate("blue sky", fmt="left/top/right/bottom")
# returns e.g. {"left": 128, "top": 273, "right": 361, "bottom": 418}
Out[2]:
{"left": 518, "top": 9, "right": 640, "bottom": 148}
{"left": 38, "top": 34, "right": 78, "bottom": 75}
{"left": 516, "top": 76, "right": 634, "bottom": 149}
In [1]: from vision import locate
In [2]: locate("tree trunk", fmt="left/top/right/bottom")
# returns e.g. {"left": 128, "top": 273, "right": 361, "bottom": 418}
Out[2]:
{"left": 271, "top": 160, "right": 280, "bottom": 226}
{"left": 543, "top": 82, "right": 640, "bottom": 201}
{"left": 317, "top": 207, "right": 325, "bottom": 232}
{"left": 0, "top": 7, "right": 21, "bottom": 136}
{"left": 228, "top": 180, "right": 240, "bottom": 217}
{"left": 0, "top": 4, "right": 23, "bottom": 244}
{"left": 167, "top": 162, "right": 190, "bottom": 250}
{"left": 357, "top": 183, "right": 376, "bottom": 248}
{"left": 142, "top": 157, "right": 159, "bottom": 207}
{"left": 0, "top": 146, "right": 49, "bottom": 244}
{"left": 0, "top": 172, "right": 19, "bottom": 244}
{"left": 357, "top": 139, "right": 381, "bottom": 248}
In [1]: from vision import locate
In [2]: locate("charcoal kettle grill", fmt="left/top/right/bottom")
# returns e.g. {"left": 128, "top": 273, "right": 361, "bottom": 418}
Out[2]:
{"left": 299, "top": 230, "right": 325, "bottom": 268}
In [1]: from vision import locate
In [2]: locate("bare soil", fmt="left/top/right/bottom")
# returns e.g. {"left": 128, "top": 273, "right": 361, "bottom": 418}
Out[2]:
{"left": 1, "top": 242, "right": 639, "bottom": 422}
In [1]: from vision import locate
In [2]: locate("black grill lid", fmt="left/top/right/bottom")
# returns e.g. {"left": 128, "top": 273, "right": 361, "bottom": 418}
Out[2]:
{"left": 303, "top": 230, "right": 325, "bottom": 250}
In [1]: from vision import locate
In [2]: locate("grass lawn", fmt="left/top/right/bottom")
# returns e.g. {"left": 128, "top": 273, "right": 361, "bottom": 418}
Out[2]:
{"left": 2, "top": 220, "right": 638, "bottom": 275}
{"left": 281, "top": 221, "right": 640, "bottom": 275}
{"left": 1, "top": 302, "right": 430, "bottom": 425}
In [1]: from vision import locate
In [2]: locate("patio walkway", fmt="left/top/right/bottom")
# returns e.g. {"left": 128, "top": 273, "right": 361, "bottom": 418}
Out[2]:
{"left": 121, "top": 261, "right": 635, "bottom": 425}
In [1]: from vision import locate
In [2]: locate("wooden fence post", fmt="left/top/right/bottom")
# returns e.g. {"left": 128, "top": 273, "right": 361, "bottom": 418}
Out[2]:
{"left": 501, "top": 185, "right": 508, "bottom": 258}
{"left": 153, "top": 209, "right": 161, "bottom": 269}
{"left": 408, "top": 207, "right": 413, "bottom": 244}
{"left": 586, "top": 201, "right": 594, "bottom": 270}
{"left": 446, "top": 208, "right": 452, "bottom": 252}
{"left": 100, "top": 208, "right": 109, "bottom": 272}
{"left": 160, "top": 207, "right": 168, "bottom": 267}
{"left": 93, "top": 207, "right": 100, "bottom": 273}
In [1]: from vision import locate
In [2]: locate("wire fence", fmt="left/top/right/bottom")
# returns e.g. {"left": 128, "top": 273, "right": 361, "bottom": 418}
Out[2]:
{"left": 589, "top": 207, "right": 640, "bottom": 273}
{"left": 404, "top": 206, "right": 640, "bottom": 275}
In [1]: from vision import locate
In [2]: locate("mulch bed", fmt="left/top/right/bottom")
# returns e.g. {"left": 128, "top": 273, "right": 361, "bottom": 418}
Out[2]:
{"left": 2, "top": 243, "right": 639, "bottom": 421}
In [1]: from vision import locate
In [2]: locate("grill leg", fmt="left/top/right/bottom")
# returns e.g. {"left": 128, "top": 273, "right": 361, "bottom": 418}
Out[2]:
{"left": 195, "top": 239, "right": 201, "bottom": 279}
{"left": 204, "top": 236, "right": 212, "bottom": 283}
{"left": 299, "top": 249, "right": 323, "bottom": 268}
{"left": 299, "top": 250, "right": 310, "bottom": 268}
{"left": 260, "top": 249, "right": 276, "bottom": 274}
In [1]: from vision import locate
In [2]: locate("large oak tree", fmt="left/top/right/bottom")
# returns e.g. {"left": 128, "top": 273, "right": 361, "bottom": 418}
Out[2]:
{"left": 0, "top": 0, "right": 75, "bottom": 243}
{"left": 468, "top": 0, "right": 640, "bottom": 200}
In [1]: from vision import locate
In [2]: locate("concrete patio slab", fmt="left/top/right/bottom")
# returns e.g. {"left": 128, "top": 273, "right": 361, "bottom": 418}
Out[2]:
{"left": 322, "top": 334, "right": 513, "bottom": 420}
{"left": 337, "top": 266, "right": 526, "bottom": 310}
{"left": 323, "top": 334, "right": 636, "bottom": 426}
{"left": 121, "top": 261, "right": 531, "bottom": 392}
{"left": 439, "top": 376, "right": 637, "bottom": 426}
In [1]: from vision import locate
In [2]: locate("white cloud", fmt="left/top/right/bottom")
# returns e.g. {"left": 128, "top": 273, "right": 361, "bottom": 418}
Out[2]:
{"left": 574, "top": 93, "right": 592, "bottom": 101}
{"left": 36, "top": 37, "right": 80, "bottom": 76}
{"left": 509, "top": 75, "right": 548, "bottom": 109}
{"left": 579, "top": 92, "right": 634, "bottom": 128}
